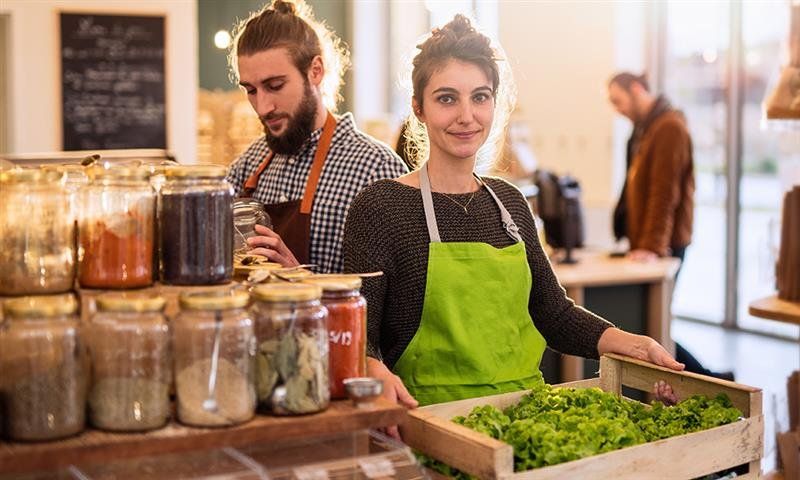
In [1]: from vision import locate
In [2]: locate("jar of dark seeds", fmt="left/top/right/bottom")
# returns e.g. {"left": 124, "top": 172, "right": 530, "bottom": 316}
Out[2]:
{"left": 0, "top": 294, "right": 87, "bottom": 441}
{"left": 87, "top": 294, "right": 170, "bottom": 432}
{"left": 173, "top": 289, "right": 256, "bottom": 427}
{"left": 159, "top": 165, "right": 233, "bottom": 285}
{"left": 250, "top": 283, "right": 330, "bottom": 415}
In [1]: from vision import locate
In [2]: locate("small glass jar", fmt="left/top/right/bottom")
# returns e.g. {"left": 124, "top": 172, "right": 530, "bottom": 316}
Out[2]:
{"left": 78, "top": 167, "right": 156, "bottom": 289}
{"left": 0, "top": 294, "right": 87, "bottom": 441}
{"left": 160, "top": 165, "right": 233, "bottom": 285}
{"left": 304, "top": 276, "right": 367, "bottom": 399}
{"left": 250, "top": 283, "right": 330, "bottom": 414}
{"left": 0, "top": 169, "right": 75, "bottom": 295}
{"left": 173, "top": 289, "right": 256, "bottom": 427}
{"left": 87, "top": 294, "right": 170, "bottom": 432}
{"left": 233, "top": 198, "right": 272, "bottom": 254}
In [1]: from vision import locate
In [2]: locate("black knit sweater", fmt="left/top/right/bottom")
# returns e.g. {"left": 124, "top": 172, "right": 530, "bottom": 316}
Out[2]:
{"left": 343, "top": 177, "right": 614, "bottom": 370}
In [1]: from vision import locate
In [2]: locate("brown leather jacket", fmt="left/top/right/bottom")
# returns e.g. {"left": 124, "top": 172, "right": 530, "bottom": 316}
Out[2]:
{"left": 625, "top": 110, "right": 694, "bottom": 256}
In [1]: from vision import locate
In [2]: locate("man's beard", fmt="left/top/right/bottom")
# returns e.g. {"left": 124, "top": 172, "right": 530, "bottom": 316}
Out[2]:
{"left": 262, "top": 82, "right": 318, "bottom": 156}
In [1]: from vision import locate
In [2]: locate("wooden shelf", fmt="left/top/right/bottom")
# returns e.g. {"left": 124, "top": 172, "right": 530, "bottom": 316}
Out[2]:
{"left": 749, "top": 295, "right": 800, "bottom": 326}
{"left": 0, "top": 399, "right": 406, "bottom": 475}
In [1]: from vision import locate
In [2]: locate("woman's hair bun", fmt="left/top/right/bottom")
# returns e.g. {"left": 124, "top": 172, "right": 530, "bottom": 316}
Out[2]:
{"left": 272, "top": 0, "right": 297, "bottom": 15}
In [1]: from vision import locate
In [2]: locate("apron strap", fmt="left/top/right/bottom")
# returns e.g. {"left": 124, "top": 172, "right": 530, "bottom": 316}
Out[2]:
{"left": 419, "top": 163, "right": 522, "bottom": 243}
{"left": 242, "top": 111, "right": 337, "bottom": 214}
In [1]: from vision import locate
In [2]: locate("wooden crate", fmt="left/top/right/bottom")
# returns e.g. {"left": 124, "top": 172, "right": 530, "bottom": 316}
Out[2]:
{"left": 401, "top": 354, "right": 763, "bottom": 480}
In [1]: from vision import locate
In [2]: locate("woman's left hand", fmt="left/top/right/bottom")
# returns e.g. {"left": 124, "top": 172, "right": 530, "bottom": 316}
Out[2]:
{"left": 598, "top": 327, "right": 685, "bottom": 371}
{"left": 598, "top": 328, "right": 684, "bottom": 405}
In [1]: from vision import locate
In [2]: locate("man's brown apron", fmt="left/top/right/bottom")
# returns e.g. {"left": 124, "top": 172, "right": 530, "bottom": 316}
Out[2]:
{"left": 242, "top": 112, "right": 335, "bottom": 265}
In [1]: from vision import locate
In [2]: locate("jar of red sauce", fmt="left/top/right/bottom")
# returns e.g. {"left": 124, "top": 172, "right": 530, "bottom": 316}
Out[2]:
{"left": 303, "top": 276, "right": 366, "bottom": 399}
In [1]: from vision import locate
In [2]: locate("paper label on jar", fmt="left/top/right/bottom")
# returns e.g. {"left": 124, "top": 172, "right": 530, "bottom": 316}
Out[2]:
{"left": 329, "top": 329, "right": 353, "bottom": 346}
{"left": 358, "top": 457, "right": 396, "bottom": 479}
{"left": 293, "top": 466, "right": 329, "bottom": 480}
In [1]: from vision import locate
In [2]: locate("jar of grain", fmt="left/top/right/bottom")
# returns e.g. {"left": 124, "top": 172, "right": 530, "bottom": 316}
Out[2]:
{"left": 173, "top": 289, "right": 256, "bottom": 427}
{"left": 0, "top": 294, "right": 87, "bottom": 441}
{"left": 87, "top": 293, "right": 170, "bottom": 432}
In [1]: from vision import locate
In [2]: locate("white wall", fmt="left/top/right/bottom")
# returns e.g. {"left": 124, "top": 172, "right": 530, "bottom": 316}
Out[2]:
{"left": 499, "top": 1, "right": 646, "bottom": 248}
{"left": 1, "top": 0, "right": 197, "bottom": 164}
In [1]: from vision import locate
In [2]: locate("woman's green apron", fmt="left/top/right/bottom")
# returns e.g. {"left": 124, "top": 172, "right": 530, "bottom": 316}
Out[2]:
{"left": 393, "top": 163, "right": 547, "bottom": 406}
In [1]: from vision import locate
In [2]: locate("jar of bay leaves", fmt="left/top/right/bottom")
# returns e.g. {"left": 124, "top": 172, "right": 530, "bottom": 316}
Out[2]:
{"left": 303, "top": 276, "right": 367, "bottom": 399}
{"left": 0, "top": 294, "right": 87, "bottom": 441}
{"left": 173, "top": 289, "right": 256, "bottom": 427}
{"left": 250, "top": 283, "right": 330, "bottom": 415}
{"left": 0, "top": 169, "right": 75, "bottom": 295}
{"left": 87, "top": 294, "right": 170, "bottom": 432}
{"left": 160, "top": 165, "right": 233, "bottom": 285}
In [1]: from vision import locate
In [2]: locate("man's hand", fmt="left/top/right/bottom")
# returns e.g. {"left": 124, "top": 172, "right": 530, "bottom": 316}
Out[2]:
{"left": 627, "top": 249, "right": 658, "bottom": 262}
{"left": 246, "top": 224, "right": 300, "bottom": 268}
{"left": 367, "top": 357, "right": 418, "bottom": 440}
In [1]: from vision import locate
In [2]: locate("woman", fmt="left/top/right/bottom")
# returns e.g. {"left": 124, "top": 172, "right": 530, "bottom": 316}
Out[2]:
{"left": 343, "top": 15, "right": 681, "bottom": 415}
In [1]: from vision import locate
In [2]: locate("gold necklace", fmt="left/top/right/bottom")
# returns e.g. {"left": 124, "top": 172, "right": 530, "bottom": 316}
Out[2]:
{"left": 440, "top": 190, "right": 477, "bottom": 213}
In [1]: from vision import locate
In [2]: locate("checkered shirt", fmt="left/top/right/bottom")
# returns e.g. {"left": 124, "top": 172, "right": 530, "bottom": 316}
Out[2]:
{"left": 226, "top": 112, "right": 408, "bottom": 273}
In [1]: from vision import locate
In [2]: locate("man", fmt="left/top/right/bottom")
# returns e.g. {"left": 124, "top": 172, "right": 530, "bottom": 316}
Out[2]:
{"left": 607, "top": 72, "right": 694, "bottom": 263}
{"left": 226, "top": 0, "right": 407, "bottom": 273}
{"left": 607, "top": 72, "right": 733, "bottom": 381}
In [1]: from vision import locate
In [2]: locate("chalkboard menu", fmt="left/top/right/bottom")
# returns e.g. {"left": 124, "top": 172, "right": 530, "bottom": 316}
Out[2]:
{"left": 60, "top": 13, "right": 166, "bottom": 151}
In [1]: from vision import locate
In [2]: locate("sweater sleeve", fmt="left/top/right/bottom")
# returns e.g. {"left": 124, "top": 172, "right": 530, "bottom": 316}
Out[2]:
{"left": 639, "top": 120, "right": 690, "bottom": 256}
{"left": 342, "top": 184, "right": 392, "bottom": 362}
{"left": 492, "top": 181, "right": 615, "bottom": 359}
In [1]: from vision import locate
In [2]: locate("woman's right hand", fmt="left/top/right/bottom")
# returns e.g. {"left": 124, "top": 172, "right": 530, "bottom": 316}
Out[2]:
{"left": 367, "top": 357, "right": 418, "bottom": 440}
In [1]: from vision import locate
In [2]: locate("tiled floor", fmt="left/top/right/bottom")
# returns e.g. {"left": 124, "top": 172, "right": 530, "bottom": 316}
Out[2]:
{"left": 672, "top": 317, "right": 799, "bottom": 473}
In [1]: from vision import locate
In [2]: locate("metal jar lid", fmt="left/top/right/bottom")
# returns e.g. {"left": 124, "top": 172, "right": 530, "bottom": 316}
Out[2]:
{"left": 302, "top": 275, "right": 362, "bottom": 292}
{"left": 165, "top": 165, "right": 227, "bottom": 179}
{"left": 96, "top": 294, "right": 166, "bottom": 313}
{"left": 179, "top": 289, "right": 250, "bottom": 311}
{"left": 0, "top": 168, "right": 62, "bottom": 184}
{"left": 251, "top": 283, "right": 322, "bottom": 303}
{"left": 87, "top": 165, "right": 150, "bottom": 181}
{"left": 3, "top": 294, "right": 79, "bottom": 319}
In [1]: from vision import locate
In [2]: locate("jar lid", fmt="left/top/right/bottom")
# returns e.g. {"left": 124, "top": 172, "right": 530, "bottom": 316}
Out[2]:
{"left": 0, "top": 168, "right": 62, "bottom": 184}
{"left": 165, "top": 165, "right": 227, "bottom": 179}
{"left": 303, "top": 275, "right": 362, "bottom": 292}
{"left": 97, "top": 294, "right": 166, "bottom": 313}
{"left": 88, "top": 166, "right": 150, "bottom": 181}
{"left": 251, "top": 283, "right": 322, "bottom": 302}
{"left": 3, "top": 294, "right": 78, "bottom": 318}
{"left": 179, "top": 289, "right": 249, "bottom": 311}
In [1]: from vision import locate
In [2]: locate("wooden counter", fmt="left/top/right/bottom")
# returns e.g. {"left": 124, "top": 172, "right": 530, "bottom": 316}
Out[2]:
{"left": 551, "top": 249, "right": 681, "bottom": 382}
{"left": 0, "top": 399, "right": 407, "bottom": 475}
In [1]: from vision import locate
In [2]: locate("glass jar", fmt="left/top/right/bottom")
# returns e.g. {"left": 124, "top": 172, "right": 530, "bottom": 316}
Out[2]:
{"left": 250, "top": 284, "right": 330, "bottom": 414}
{"left": 160, "top": 166, "right": 233, "bottom": 285}
{"left": 0, "top": 294, "right": 87, "bottom": 441}
{"left": 87, "top": 294, "right": 170, "bottom": 432}
{"left": 78, "top": 167, "right": 156, "bottom": 289}
{"left": 0, "top": 169, "right": 75, "bottom": 295}
{"left": 233, "top": 198, "right": 272, "bottom": 254}
{"left": 303, "top": 276, "right": 367, "bottom": 399}
{"left": 173, "top": 289, "right": 256, "bottom": 427}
